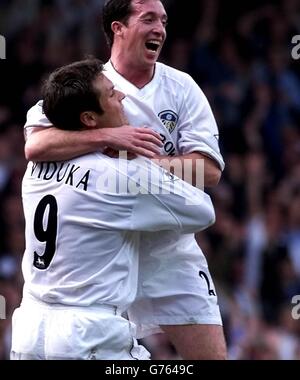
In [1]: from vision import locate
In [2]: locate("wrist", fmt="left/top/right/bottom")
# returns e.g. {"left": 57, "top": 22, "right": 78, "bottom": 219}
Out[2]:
{"left": 87, "top": 128, "right": 111, "bottom": 150}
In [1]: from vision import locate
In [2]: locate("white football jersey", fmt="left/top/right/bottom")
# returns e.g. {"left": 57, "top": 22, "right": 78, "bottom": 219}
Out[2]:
{"left": 22, "top": 154, "right": 215, "bottom": 309}
{"left": 25, "top": 61, "right": 224, "bottom": 171}
{"left": 103, "top": 60, "right": 224, "bottom": 169}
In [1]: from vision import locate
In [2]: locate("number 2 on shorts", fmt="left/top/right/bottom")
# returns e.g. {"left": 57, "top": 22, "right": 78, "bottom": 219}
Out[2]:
{"left": 199, "top": 271, "right": 216, "bottom": 296}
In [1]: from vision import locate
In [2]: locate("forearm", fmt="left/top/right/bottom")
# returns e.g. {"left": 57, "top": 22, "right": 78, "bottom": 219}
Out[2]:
{"left": 153, "top": 152, "right": 221, "bottom": 187}
{"left": 24, "top": 125, "right": 163, "bottom": 162}
{"left": 25, "top": 127, "right": 104, "bottom": 161}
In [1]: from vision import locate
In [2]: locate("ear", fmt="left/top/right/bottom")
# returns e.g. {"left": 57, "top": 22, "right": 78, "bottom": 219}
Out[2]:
{"left": 80, "top": 111, "right": 98, "bottom": 128}
{"left": 111, "top": 21, "right": 124, "bottom": 37}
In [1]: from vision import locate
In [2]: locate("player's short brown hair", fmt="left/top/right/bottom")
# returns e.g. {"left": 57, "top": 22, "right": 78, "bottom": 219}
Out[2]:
{"left": 42, "top": 58, "right": 104, "bottom": 131}
{"left": 102, "top": 0, "right": 133, "bottom": 48}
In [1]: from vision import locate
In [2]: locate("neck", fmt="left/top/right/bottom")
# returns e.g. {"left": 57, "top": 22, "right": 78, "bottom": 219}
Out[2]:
{"left": 110, "top": 52, "right": 155, "bottom": 89}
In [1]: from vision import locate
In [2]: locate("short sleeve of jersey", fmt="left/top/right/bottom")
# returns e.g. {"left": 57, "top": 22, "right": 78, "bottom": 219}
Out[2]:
{"left": 24, "top": 100, "right": 52, "bottom": 129}
{"left": 177, "top": 74, "right": 225, "bottom": 171}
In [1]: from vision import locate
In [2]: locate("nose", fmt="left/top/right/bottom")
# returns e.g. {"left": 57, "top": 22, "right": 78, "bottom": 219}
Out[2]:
{"left": 117, "top": 90, "right": 125, "bottom": 101}
{"left": 152, "top": 19, "right": 166, "bottom": 36}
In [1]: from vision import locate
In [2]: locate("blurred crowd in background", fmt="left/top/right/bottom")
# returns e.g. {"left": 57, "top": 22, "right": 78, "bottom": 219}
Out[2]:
{"left": 0, "top": 0, "right": 300, "bottom": 360}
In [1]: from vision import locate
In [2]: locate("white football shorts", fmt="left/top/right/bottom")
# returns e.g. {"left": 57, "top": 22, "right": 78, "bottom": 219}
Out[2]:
{"left": 128, "top": 233, "right": 223, "bottom": 338}
{"left": 11, "top": 295, "right": 150, "bottom": 360}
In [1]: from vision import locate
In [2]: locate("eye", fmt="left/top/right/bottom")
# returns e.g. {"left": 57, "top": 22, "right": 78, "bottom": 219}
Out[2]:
{"left": 144, "top": 18, "right": 153, "bottom": 23}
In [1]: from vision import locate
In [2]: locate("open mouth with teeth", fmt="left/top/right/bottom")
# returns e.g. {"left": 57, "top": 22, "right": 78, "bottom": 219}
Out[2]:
{"left": 145, "top": 41, "right": 160, "bottom": 52}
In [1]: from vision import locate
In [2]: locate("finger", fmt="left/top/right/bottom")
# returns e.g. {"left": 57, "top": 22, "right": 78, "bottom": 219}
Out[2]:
{"left": 136, "top": 127, "right": 162, "bottom": 139}
{"left": 133, "top": 148, "right": 156, "bottom": 158}
{"left": 128, "top": 144, "right": 159, "bottom": 158}
{"left": 136, "top": 132, "right": 163, "bottom": 147}
{"left": 137, "top": 141, "right": 162, "bottom": 154}
{"left": 129, "top": 142, "right": 161, "bottom": 158}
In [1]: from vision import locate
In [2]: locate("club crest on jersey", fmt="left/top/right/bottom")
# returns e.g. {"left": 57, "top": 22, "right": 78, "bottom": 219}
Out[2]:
{"left": 158, "top": 110, "right": 178, "bottom": 134}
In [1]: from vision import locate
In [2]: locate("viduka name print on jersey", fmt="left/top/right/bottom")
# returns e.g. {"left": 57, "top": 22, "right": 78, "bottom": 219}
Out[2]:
{"left": 158, "top": 110, "right": 178, "bottom": 134}
{"left": 30, "top": 162, "right": 90, "bottom": 191}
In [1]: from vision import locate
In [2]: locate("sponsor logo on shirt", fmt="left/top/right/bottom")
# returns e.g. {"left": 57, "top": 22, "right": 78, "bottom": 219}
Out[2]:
{"left": 158, "top": 110, "right": 178, "bottom": 134}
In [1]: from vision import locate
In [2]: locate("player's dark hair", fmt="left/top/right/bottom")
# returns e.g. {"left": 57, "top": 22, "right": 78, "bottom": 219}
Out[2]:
{"left": 42, "top": 58, "right": 104, "bottom": 131}
{"left": 102, "top": 0, "right": 133, "bottom": 48}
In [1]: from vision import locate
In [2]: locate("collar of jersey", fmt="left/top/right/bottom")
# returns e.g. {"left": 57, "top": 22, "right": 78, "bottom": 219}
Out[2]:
{"left": 104, "top": 60, "right": 162, "bottom": 99}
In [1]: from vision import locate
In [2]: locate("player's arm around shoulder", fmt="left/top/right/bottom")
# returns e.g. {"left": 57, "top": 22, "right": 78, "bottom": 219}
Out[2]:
{"left": 24, "top": 126, "right": 107, "bottom": 162}
{"left": 24, "top": 102, "right": 163, "bottom": 162}
{"left": 24, "top": 100, "right": 101, "bottom": 161}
